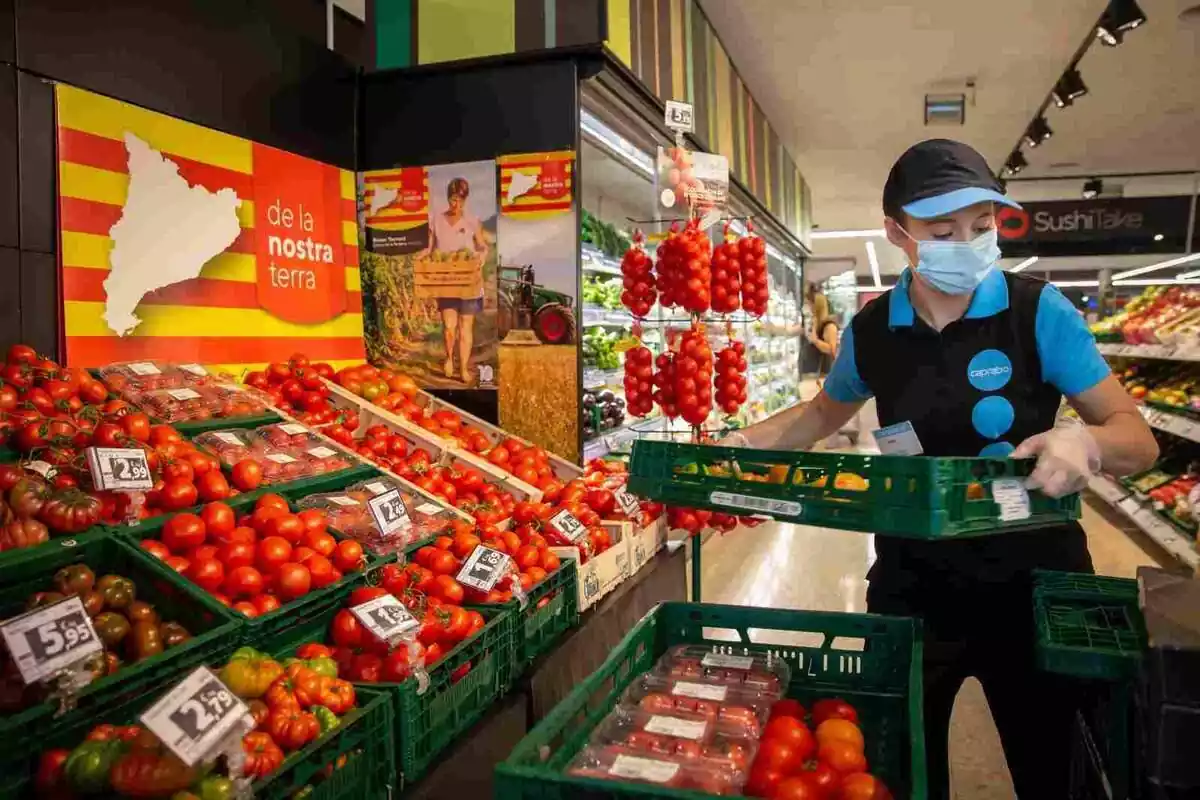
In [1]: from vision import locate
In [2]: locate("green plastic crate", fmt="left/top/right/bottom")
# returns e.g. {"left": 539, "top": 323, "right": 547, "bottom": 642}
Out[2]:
{"left": 0, "top": 525, "right": 113, "bottom": 588}
{"left": 0, "top": 536, "right": 242, "bottom": 790}
{"left": 259, "top": 600, "right": 517, "bottom": 790}
{"left": 1032, "top": 571, "right": 1146, "bottom": 681}
{"left": 496, "top": 602, "right": 927, "bottom": 800}
{"left": 472, "top": 559, "right": 579, "bottom": 667}
{"left": 171, "top": 411, "right": 282, "bottom": 437}
{"left": 627, "top": 440, "right": 1080, "bottom": 539}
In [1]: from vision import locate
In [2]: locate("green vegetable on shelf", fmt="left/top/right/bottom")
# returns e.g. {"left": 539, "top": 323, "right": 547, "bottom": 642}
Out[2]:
{"left": 583, "top": 327, "right": 621, "bottom": 370}
{"left": 582, "top": 275, "right": 623, "bottom": 310}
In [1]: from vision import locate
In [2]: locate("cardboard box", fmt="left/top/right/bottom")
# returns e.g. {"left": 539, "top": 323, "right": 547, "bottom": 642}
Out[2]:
{"left": 551, "top": 520, "right": 632, "bottom": 612}
{"left": 629, "top": 516, "right": 666, "bottom": 573}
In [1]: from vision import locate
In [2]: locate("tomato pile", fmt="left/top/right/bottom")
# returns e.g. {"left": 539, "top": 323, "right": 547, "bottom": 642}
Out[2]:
{"left": 242, "top": 354, "right": 335, "bottom": 417}
{"left": 745, "top": 698, "right": 893, "bottom": 800}
{"left": 327, "top": 583, "right": 484, "bottom": 678}
{"left": 738, "top": 230, "right": 770, "bottom": 318}
{"left": 136, "top": 495, "right": 365, "bottom": 618}
{"left": 1, "top": 565, "right": 194, "bottom": 714}
{"left": 710, "top": 228, "right": 743, "bottom": 314}
{"left": 622, "top": 346, "right": 655, "bottom": 417}
{"left": 619, "top": 235, "right": 657, "bottom": 319}
{"left": 675, "top": 327, "right": 714, "bottom": 426}
{"left": 715, "top": 341, "right": 749, "bottom": 415}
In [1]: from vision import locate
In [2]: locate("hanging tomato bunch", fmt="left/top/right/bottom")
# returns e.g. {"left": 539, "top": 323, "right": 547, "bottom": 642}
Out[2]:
{"left": 655, "top": 220, "right": 712, "bottom": 313}
{"left": 715, "top": 341, "right": 748, "bottom": 415}
{"left": 675, "top": 327, "right": 714, "bottom": 427}
{"left": 622, "top": 346, "right": 655, "bottom": 417}
{"left": 652, "top": 352, "right": 678, "bottom": 420}
{"left": 710, "top": 227, "right": 742, "bottom": 314}
{"left": 619, "top": 235, "right": 657, "bottom": 318}
{"left": 739, "top": 227, "right": 769, "bottom": 317}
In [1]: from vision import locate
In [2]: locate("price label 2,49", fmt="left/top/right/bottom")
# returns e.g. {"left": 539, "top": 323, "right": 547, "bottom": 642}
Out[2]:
{"left": 350, "top": 594, "right": 419, "bottom": 644}
{"left": 457, "top": 545, "right": 512, "bottom": 593}
{"left": 86, "top": 447, "right": 153, "bottom": 491}
{"left": 548, "top": 508, "right": 587, "bottom": 542}
{"left": 368, "top": 488, "right": 411, "bottom": 538}
{"left": 0, "top": 595, "right": 103, "bottom": 684}
{"left": 614, "top": 487, "right": 641, "bottom": 517}
{"left": 141, "top": 667, "right": 251, "bottom": 766}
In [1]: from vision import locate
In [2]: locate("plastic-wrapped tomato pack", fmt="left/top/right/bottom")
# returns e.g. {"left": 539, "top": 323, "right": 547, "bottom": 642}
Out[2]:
{"left": 295, "top": 487, "right": 452, "bottom": 555}
{"left": 98, "top": 359, "right": 212, "bottom": 392}
{"left": 567, "top": 744, "right": 746, "bottom": 796}
{"left": 253, "top": 423, "right": 353, "bottom": 473}
{"left": 621, "top": 673, "right": 773, "bottom": 734}
{"left": 655, "top": 645, "right": 790, "bottom": 696}
{"left": 194, "top": 429, "right": 312, "bottom": 484}
{"left": 589, "top": 707, "right": 759, "bottom": 764}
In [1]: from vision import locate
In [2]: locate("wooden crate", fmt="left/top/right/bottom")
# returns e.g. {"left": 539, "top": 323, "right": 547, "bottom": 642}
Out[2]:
{"left": 412, "top": 255, "right": 483, "bottom": 300}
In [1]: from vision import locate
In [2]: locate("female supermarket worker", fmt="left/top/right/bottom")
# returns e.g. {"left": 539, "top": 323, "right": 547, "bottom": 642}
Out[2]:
{"left": 732, "top": 139, "right": 1158, "bottom": 799}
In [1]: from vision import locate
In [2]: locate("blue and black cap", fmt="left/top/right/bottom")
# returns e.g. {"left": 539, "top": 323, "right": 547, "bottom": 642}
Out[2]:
{"left": 883, "top": 139, "right": 1022, "bottom": 220}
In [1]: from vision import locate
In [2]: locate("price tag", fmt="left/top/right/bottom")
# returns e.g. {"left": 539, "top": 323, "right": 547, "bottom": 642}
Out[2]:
{"left": 167, "top": 388, "right": 201, "bottom": 401}
{"left": 127, "top": 361, "right": 160, "bottom": 376}
{"left": 610, "top": 754, "right": 679, "bottom": 783}
{"left": 213, "top": 432, "right": 244, "bottom": 446}
{"left": 364, "top": 481, "right": 390, "bottom": 496}
{"left": 644, "top": 715, "right": 707, "bottom": 740}
{"left": 0, "top": 596, "right": 103, "bottom": 684}
{"left": 367, "top": 489, "right": 411, "bottom": 537}
{"left": 701, "top": 652, "right": 754, "bottom": 670}
{"left": 86, "top": 447, "right": 154, "bottom": 491}
{"left": 663, "top": 100, "right": 695, "bottom": 133}
{"left": 456, "top": 545, "right": 512, "bottom": 592}
{"left": 326, "top": 495, "right": 359, "bottom": 507}
{"left": 140, "top": 667, "right": 251, "bottom": 766}
{"left": 614, "top": 487, "right": 641, "bottom": 517}
{"left": 265, "top": 453, "right": 297, "bottom": 464}
{"left": 307, "top": 446, "right": 337, "bottom": 459}
{"left": 991, "top": 478, "right": 1032, "bottom": 521}
{"left": 671, "top": 681, "right": 728, "bottom": 702}
{"left": 349, "top": 594, "right": 419, "bottom": 644}
{"left": 548, "top": 509, "right": 587, "bottom": 543}
{"left": 179, "top": 363, "right": 208, "bottom": 377}
{"left": 279, "top": 423, "right": 308, "bottom": 435}
{"left": 415, "top": 503, "right": 444, "bottom": 516}
{"left": 1118, "top": 496, "right": 1143, "bottom": 517}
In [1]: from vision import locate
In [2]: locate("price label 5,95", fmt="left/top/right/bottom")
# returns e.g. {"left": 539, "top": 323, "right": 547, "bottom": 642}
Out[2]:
{"left": 350, "top": 594, "right": 419, "bottom": 644}
{"left": 141, "top": 667, "right": 251, "bottom": 766}
{"left": 86, "top": 447, "right": 154, "bottom": 491}
{"left": 0, "top": 595, "right": 103, "bottom": 684}
{"left": 368, "top": 488, "right": 412, "bottom": 538}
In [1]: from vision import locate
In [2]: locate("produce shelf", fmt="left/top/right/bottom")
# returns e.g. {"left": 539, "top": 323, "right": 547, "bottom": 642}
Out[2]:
{"left": 1139, "top": 404, "right": 1200, "bottom": 446}
{"left": 1086, "top": 475, "right": 1200, "bottom": 570}
{"left": 628, "top": 440, "right": 1080, "bottom": 539}
{"left": 496, "top": 602, "right": 926, "bottom": 800}
{"left": 1096, "top": 342, "right": 1200, "bottom": 362}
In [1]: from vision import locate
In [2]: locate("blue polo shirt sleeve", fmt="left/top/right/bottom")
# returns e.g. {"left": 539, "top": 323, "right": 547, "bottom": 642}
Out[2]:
{"left": 824, "top": 324, "right": 873, "bottom": 403}
{"left": 1036, "top": 285, "right": 1112, "bottom": 396}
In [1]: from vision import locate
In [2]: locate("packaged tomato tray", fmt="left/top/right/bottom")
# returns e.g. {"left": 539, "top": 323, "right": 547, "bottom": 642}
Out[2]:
{"left": 566, "top": 743, "right": 748, "bottom": 796}
{"left": 98, "top": 359, "right": 206, "bottom": 391}
{"left": 194, "top": 429, "right": 314, "bottom": 484}
{"left": 349, "top": 476, "right": 459, "bottom": 520}
{"left": 589, "top": 706, "right": 760, "bottom": 760}
{"left": 655, "top": 645, "right": 790, "bottom": 697}
{"left": 253, "top": 423, "right": 353, "bottom": 473}
{"left": 127, "top": 386, "right": 225, "bottom": 423}
{"left": 621, "top": 672, "right": 773, "bottom": 734}
{"left": 295, "top": 489, "right": 451, "bottom": 555}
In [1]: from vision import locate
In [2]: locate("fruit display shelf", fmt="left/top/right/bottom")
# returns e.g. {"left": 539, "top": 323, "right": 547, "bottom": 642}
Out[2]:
{"left": 1087, "top": 474, "right": 1200, "bottom": 571}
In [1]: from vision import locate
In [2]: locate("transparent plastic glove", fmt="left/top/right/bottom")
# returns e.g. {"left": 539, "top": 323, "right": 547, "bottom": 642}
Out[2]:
{"left": 717, "top": 431, "right": 750, "bottom": 448}
{"left": 1010, "top": 423, "right": 1101, "bottom": 498}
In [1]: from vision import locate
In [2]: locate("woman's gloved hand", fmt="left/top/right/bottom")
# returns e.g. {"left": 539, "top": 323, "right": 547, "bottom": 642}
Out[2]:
{"left": 1010, "top": 423, "right": 1101, "bottom": 498}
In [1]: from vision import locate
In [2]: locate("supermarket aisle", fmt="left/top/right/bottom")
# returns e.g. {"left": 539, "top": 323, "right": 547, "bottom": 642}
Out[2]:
{"left": 694, "top": 498, "right": 1163, "bottom": 799}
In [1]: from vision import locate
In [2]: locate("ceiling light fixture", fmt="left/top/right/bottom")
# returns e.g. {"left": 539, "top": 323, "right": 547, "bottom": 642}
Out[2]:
{"left": 1115, "top": 277, "right": 1200, "bottom": 286}
{"left": 1154, "top": 233, "right": 1165, "bottom": 241}
{"left": 1052, "top": 280, "right": 1101, "bottom": 288}
{"left": 1009, "top": 256, "right": 1039, "bottom": 273}
{"left": 1051, "top": 69, "right": 1088, "bottom": 108}
{"left": 1112, "top": 253, "right": 1200, "bottom": 281}
{"left": 865, "top": 241, "right": 882, "bottom": 288}
{"left": 1082, "top": 178, "right": 1104, "bottom": 199}
{"left": 1024, "top": 116, "right": 1053, "bottom": 148}
{"left": 1004, "top": 150, "right": 1028, "bottom": 176}
{"left": 1097, "top": 0, "right": 1147, "bottom": 46}
{"left": 809, "top": 229, "right": 887, "bottom": 240}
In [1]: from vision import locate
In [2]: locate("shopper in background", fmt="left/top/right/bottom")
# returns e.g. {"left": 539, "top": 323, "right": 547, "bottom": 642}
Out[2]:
{"left": 724, "top": 139, "right": 1158, "bottom": 799}
{"left": 424, "top": 177, "right": 489, "bottom": 385}
{"left": 806, "top": 308, "right": 839, "bottom": 386}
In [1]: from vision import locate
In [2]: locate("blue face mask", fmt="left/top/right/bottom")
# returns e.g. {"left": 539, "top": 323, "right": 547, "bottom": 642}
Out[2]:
{"left": 900, "top": 227, "right": 1001, "bottom": 295}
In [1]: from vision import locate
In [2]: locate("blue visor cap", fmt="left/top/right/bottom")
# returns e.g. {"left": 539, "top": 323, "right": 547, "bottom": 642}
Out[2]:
{"left": 903, "top": 187, "right": 1022, "bottom": 219}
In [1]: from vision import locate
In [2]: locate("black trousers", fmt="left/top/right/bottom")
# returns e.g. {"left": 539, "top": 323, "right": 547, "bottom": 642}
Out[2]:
{"left": 866, "top": 525, "right": 1094, "bottom": 800}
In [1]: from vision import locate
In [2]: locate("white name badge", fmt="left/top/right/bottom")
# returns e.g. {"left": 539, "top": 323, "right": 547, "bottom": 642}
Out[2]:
{"left": 872, "top": 421, "right": 924, "bottom": 456}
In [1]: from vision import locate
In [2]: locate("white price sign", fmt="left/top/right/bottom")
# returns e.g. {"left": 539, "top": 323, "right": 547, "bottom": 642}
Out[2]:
{"left": 614, "top": 487, "right": 641, "bottom": 517}
{"left": 991, "top": 478, "right": 1032, "bottom": 522}
{"left": 0, "top": 596, "right": 103, "bottom": 684}
{"left": 548, "top": 508, "right": 587, "bottom": 542}
{"left": 86, "top": 447, "right": 154, "bottom": 491}
{"left": 178, "top": 363, "right": 208, "bottom": 377}
{"left": 368, "top": 489, "right": 411, "bottom": 537}
{"left": 456, "top": 545, "right": 512, "bottom": 592}
{"left": 279, "top": 423, "right": 308, "bottom": 435}
{"left": 350, "top": 594, "right": 419, "bottom": 644}
{"left": 664, "top": 100, "right": 695, "bottom": 133}
{"left": 127, "top": 361, "right": 160, "bottom": 376}
{"left": 166, "top": 388, "right": 201, "bottom": 401}
{"left": 140, "top": 667, "right": 251, "bottom": 766}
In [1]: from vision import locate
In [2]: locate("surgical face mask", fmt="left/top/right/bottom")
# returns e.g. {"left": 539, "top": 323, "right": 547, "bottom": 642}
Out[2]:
{"left": 899, "top": 226, "right": 1001, "bottom": 295}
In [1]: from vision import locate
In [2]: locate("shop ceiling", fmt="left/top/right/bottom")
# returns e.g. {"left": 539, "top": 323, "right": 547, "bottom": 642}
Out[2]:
{"left": 698, "top": 0, "right": 1200, "bottom": 282}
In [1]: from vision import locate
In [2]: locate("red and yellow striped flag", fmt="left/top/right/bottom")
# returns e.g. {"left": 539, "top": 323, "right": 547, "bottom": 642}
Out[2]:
{"left": 498, "top": 151, "right": 575, "bottom": 219}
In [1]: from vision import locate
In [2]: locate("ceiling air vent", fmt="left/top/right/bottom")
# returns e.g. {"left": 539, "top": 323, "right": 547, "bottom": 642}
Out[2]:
{"left": 925, "top": 94, "right": 966, "bottom": 125}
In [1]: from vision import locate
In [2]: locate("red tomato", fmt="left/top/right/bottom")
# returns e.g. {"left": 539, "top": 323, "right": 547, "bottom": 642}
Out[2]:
{"left": 120, "top": 412, "right": 152, "bottom": 443}
{"left": 141, "top": 540, "right": 170, "bottom": 560}
{"left": 256, "top": 494, "right": 289, "bottom": 512}
{"left": 301, "top": 530, "right": 336, "bottom": 557}
{"left": 233, "top": 601, "right": 259, "bottom": 618}
{"left": 251, "top": 506, "right": 285, "bottom": 533}
{"left": 744, "top": 765, "right": 783, "bottom": 798}
{"left": 297, "top": 509, "right": 326, "bottom": 533}
{"left": 187, "top": 558, "right": 226, "bottom": 593}
{"left": 754, "top": 739, "right": 801, "bottom": 775}
{"left": 224, "top": 566, "right": 265, "bottom": 598}
{"left": 162, "top": 461, "right": 195, "bottom": 483}
{"left": 197, "top": 471, "right": 232, "bottom": 502}
{"left": 306, "top": 555, "right": 337, "bottom": 588}
{"left": 332, "top": 540, "right": 364, "bottom": 573}
{"left": 770, "top": 699, "right": 807, "bottom": 721}
{"left": 192, "top": 545, "right": 220, "bottom": 562}
{"left": 230, "top": 460, "right": 263, "bottom": 491}
{"left": 818, "top": 740, "right": 867, "bottom": 775}
{"left": 200, "top": 502, "right": 236, "bottom": 540}
{"left": 802, "top": 763, "right": 840, "bottom": 796}
{"left": 274, "top": 562, "right": 311, "bottom": 601}
{"left": 164, "top": 555, "right": 190, "bottom": 574}
{"left": 815, "top": 719, "right": 864, "bottom": 751}
{"left": 219, "top": 541, "right": 257, "bottom": 569}
{"left": 427, "top": 549, "right": 459, "bottom": 576}
{"left": 228, "top": 526, "right": 257, "bottom": 545}
{"left": 161, "top": 513, "right": 206, "bottom": 552}
{"left": 158, "top": 479, "right": 199, "bottom": 511}
{"left": 256, "top": 536, "right": 293, "bottom": 574}
{"left": 330, "top": 610, "right": 363, "bottom": 648}
{"left": 432, "top": 575, "right": 464, "bottom": 605}
{"left": 839, "top": 773, "right": 892, "bottom": 800}
{"left": 764, "top": 716, "right": 816, "bottom": 761}
{"left": 252, "top": 594, "right": 281, "bottom": 616}
{"left": 812, "top": 698, "right": 859, "bottom": 726}
{"left": 772, "top": 776, "right": 822, "bottom": 800}
{"left": 264, "top": 513, "right": 305, "bottom": 544}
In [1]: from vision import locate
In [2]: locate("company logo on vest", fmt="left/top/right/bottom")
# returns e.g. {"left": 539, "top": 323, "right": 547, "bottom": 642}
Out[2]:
{"left": 967, "top": 349, "right": 1013, "bottom": 392}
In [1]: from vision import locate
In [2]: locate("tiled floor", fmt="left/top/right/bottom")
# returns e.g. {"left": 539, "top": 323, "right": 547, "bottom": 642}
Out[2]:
{"left": 691, "top": 500, "right": 1164, "bottom": 799}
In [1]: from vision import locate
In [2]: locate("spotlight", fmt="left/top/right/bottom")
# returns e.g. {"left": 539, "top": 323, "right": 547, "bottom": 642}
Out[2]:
{"left": 1082, "top": 178, "right": 1103, "bottom": 199}
{"left": 1051, "top": 69, "right": 1088, "bottom": 108}
{"left": 1024, "top": 116, "right": 1053, "bottom": 148}
{"left": 1005, "top": 151, "right": 1028, "bottom": 176}
{"left": 1097, "top": 0, "right": 1147, "bottom": 45}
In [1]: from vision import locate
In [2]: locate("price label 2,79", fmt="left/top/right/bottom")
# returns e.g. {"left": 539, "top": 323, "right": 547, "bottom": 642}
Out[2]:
{"left": 614, "top": 487, "right": 641, "bottom": 517}
{"left": 548, "top": 508, "right": 587, "bottom": 542}
{"left": 141, "top": 667, "right": 251, "bottom": 766}
{"left": 0, "top": 595, "right": 103, "bottom": 684}
{"left": 456, "top": 545, "right": 512, "bottom": 593}
{"left": 350, "top": 594, "right": 419, "bottom": 644}
{"left": 86, "top": 447, "right": 154, "bottom": 491}
{"left": 368, "top": 489, "right": 411, "bottom": 538}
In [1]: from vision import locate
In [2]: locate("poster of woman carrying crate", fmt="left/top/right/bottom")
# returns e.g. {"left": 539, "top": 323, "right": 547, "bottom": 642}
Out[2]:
{"left": 359, "top": 160, "right": 498, "bottom": 390}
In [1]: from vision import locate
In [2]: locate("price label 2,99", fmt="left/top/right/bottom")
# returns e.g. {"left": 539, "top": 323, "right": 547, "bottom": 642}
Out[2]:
{"left": 86, "top": 447, "right": 153, "bottom": 491}
{"left": 350, "top": 594, "right": 419, "bottom": 644}
{"left": 548, "top": 509, "right": 587, "bottom": 542}
{"left": 0, "top": 595, "right": 103, "bottom": 684}
{"left": 457, "top": 545, "right": 512, "bottom": 592}
{"left": 141, "top": 667, "right": 251, "bottom": 766}
{"left": 368, "top": 489, "right": 411, "bottom": 538}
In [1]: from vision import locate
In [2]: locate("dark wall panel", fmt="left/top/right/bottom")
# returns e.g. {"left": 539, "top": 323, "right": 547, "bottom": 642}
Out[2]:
{"left": 0, "top": 0, "right": 13, "bottom": 65}
{"left": 19, "top": 250, "right": 56, "bottom": 357}
{"left": 16, "top": 69, "right": 53, "bottom": 255}
{"left": 556, "top": 0, "right": 604, "bottom": 48}
{"left": 0, "top": 64, "right": 17, "bottom": 250}
{"left": 15, "top": 0, "right": 358, "bottom": 169}
{"left": 0, "top": 248, "right": 20, "bottom": 350}
{"left": 361, "top": 58, "right": 578, "bottom": 167}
